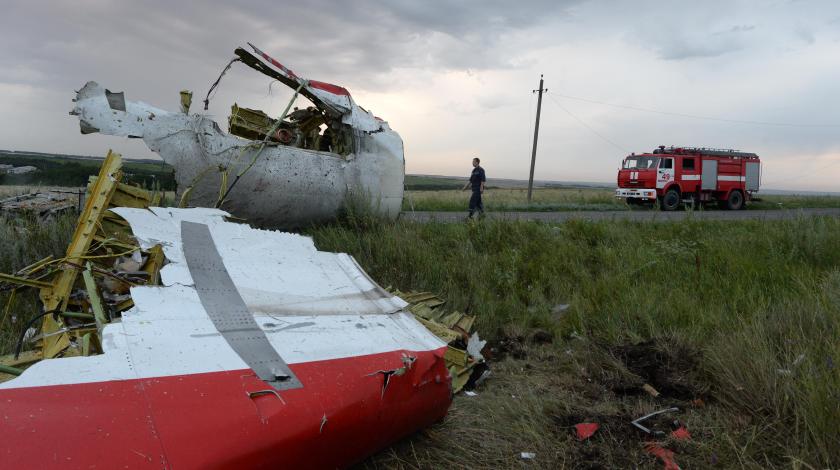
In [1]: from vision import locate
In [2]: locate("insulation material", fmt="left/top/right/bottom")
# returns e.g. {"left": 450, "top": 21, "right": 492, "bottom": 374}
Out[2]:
{"left": 394, "top": 290, "right": 487, "bottom": 393}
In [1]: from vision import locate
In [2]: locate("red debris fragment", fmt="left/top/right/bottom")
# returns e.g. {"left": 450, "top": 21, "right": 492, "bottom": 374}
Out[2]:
{"left": 670, "top": 426, "right": 691, "bottom": 441}
{"left": 574, "top": 423, "right": 600, "bottom": 440}
{"left": 644, "top": 442, "right": 680, "bottom": 470}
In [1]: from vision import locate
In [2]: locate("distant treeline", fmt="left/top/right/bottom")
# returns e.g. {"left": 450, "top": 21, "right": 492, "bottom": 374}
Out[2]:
{"left": 0, "top": 154, "right": 176, "bottom": 190}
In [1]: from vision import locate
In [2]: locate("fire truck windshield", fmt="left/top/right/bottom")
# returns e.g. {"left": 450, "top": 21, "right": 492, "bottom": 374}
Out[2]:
{"left": 622, "top": 156, "right": 660, "bottom": 170}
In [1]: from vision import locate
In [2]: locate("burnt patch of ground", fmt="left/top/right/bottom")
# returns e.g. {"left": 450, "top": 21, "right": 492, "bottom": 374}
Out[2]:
{"left": 605, "top": 338, "right": 709, "bottom": 402}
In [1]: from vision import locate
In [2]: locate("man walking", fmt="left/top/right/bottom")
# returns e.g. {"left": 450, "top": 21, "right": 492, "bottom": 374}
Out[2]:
{"left": 461, "top": 157, "right": 486, "bottom": 218}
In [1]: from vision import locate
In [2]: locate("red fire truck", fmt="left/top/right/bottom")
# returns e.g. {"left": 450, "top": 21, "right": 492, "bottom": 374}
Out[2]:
{"left": 615, "top": 146, "right": 761, "bottom": 210}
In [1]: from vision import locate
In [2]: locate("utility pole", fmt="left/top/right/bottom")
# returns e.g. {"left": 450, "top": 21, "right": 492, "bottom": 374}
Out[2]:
{"left": 527, "top": 74, "right": 547, "bottom": 203}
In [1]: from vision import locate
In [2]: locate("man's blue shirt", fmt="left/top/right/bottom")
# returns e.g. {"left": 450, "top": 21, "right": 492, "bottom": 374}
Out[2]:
{"left": 470, "top": 166, "right": 486, "bottom": 192}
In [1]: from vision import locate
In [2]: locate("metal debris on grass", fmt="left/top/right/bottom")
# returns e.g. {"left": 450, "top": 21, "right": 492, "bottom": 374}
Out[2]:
{"left": 670, "top": 426, "right": 691, "bottom": 441}
{"left": 393, "top": 290, "right": 488, "bottom": 393}
{"left": 631, "top": 407, "right": 680, "bottom": 436}
{"left": 643, "top": 383, "right": 661, "bottom": 397}
{"left": 575, "top": 422, "right": 600, "bottom": 440}
{"left": 644, "top": 442, "right": 681, "bottom": 470}
{"left": 0, "top": 150, "right": 162, "bottom": 362}
{"left": 0, "top": 191, "right": 80, "bottom": 219}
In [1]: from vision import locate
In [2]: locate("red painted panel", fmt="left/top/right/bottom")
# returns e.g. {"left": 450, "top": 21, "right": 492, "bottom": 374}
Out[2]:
{"left": 0, "top": 347, "right": 451, "bottom": 469}
{"left": 0, "top": 377, "right": 168, "bottom": 468}
{"left": 309, "top": 80, "right": 351, "bottom": 97}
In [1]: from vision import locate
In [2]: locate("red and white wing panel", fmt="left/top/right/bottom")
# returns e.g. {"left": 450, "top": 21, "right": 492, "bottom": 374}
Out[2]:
{"left": 0, "top": 208, "right": 451, "bottom": 469}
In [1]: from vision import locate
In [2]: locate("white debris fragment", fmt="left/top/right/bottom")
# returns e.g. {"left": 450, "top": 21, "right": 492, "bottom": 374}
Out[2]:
{"left": 466, "top": 332, "right": 487, "bottom": 362}
{"left": 520, "top": 452, "right": 536, "bottom": 460}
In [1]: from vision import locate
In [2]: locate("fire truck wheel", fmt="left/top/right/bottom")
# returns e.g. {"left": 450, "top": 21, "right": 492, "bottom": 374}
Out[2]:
{"left": 660, "top": 189, "right": 681, "bottom": 211}
{"left": 726, "top": 190, "right": 744, "bottom": 210}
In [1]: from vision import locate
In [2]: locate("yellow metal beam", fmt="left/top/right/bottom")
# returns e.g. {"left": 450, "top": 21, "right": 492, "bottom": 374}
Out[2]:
{"left": 39, "top": 150, "right": 123, "bottom": 358}
{"left": 82, "top": 262, "right": 108, "bottom": 332}
{"left": 0, "top": 273, "right": 52, "bottom": 289}
{"left": 143, "top": 245, "right": 165, "bottom": 285}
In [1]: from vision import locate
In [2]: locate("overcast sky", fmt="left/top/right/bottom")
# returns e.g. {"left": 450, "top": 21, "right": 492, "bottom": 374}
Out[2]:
{"left": 1, "top": 0, "right": 839, "bottom": 190}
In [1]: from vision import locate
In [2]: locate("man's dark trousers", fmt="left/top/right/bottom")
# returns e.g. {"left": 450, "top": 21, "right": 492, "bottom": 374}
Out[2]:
{"left": 468, "top": 190, "right": 483, "bottom": 217}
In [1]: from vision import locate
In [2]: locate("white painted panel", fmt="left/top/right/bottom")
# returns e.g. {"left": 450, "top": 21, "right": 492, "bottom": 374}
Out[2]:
{"left": 1, "top": 210, "right": 442, "bottom": 390}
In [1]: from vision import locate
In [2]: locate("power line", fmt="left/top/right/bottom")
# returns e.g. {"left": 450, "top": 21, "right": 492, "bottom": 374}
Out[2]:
{"left": 552, "top": 92, "right": 840, "bottom": 128}
{"left": 546, "top": 94, "right": 629, "bottom": 153}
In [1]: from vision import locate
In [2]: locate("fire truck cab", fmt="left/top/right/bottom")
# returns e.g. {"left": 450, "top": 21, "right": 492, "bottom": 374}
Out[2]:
{"left": 615, "top": 146, "right": 761, "bottom": 210}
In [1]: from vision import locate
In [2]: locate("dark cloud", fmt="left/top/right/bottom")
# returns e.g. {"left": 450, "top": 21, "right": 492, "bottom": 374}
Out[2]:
{"left": 2, "top": 0, "right": 840, "bottom": 190}
{"left": 0, "top": 0, "right": 581, "bottom": 93}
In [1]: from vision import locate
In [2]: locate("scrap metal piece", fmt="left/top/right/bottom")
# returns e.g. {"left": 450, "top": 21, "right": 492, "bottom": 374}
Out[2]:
{"left": 0, "top": 192, "right": 77, "bottom": 218}
{"left": 70, "top": 43, "right": 405, "bottom": 229}
{"left": 632, "top": 407, "right": 680, "bottom": 436}
{"left": 81, "top": 262, "right": 108, "bottom": 332}
{"left": 644, "top": 442, "right": 681, "bottom": 470}
{"left": 180, "top": 90, "right": 193, "bottom": 114}
{"left": 104, "top": 89, "right": 126, "bottom": 111}
{"left": 38, "top": 150, "right": 122, "bottom": 358}
{"left": 394, "top": 290, "right": 486, "bottom": 393}
{"left": 0, "top": 273, "right": 52, "bottom": 290}
{"left": 575, "top": 422, "right": 600, "bottom": 440}
{"left": 181, "top": 221, "right": 301, "bottom": 390}
{"left": 0, "top": 364, "right": 22, "bottom": 376}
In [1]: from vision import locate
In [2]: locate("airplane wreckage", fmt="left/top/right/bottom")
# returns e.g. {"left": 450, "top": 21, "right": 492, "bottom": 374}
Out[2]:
{"left": 70, "top": 43, "right": 405, "bottom": 228}
{"left": 0, "top": 46, "right": 488, "bottom": 468}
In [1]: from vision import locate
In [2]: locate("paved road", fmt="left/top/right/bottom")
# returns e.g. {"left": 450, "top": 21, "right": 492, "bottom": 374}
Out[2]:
{"left": 400, "top": 208, "right": 840, "bottom": 223}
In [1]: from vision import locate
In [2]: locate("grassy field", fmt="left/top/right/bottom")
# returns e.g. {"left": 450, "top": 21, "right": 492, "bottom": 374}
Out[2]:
{"left": 404, "top": 175, "right": 465, "bottom": 190}
{"left": 404, "top": 187, "right": 840, "bottom": 212}
{"left": 309, "top": 214, "right": 840, "bottom": 468}
{"left": 404, "top": 187, "right": 626, "bottom": 212}
{"left": 0, "top": 213, "right": 76, "bottom": 353}
{"left": 1, "top": 209, "right": 839, "bottom": 468}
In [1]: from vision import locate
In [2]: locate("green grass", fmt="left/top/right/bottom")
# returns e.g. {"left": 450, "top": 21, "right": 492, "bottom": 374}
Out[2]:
{"left": 404, "top": 175, "right": 465, "bottom": 191}
{"left": 751, "top": 194, "right": 840, "bottom": 210}
{"left": 309, "top": 216, "right": 840, "bottom": 468}
{"left": 0, "top": 213, "right": 75, "bottom": 354}
{"left": 403, "top": 187, "right": 840, "bottom": 213}
{"left": 403, "top": 187, "right": 628, "bottom": 212}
